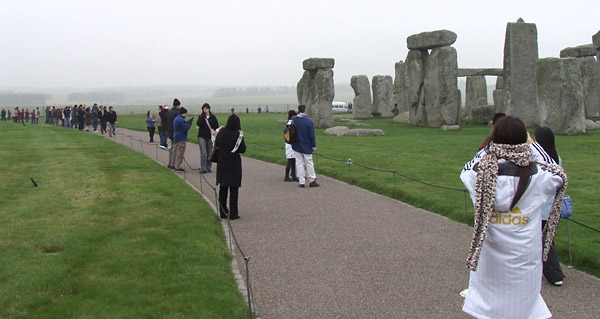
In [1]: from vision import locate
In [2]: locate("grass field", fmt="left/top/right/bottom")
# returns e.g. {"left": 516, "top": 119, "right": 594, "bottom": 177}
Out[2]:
{"left": 0, "top": 122, "right": 248, "bottom": 318}
{"left": 117, "top": 112, "right": 600, "bottom": 278}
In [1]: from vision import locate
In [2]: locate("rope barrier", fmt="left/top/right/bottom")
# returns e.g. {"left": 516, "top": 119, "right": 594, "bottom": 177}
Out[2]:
{"left": 109, "top": 132, "right": 258, "bottom": 318}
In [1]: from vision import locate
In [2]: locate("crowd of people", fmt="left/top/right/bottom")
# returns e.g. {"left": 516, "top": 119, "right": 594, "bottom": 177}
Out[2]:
{"left": 1, "top": 104, "right": 117, "bottom": 136}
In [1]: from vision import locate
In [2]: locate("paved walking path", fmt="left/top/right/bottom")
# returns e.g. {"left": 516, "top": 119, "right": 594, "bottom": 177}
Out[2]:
{"left": 108, "top": 128, "right": 599, "bottom": 318}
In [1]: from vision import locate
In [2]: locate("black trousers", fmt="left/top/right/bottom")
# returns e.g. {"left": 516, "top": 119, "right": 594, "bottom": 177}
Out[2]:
{"left": 542, "top": 220, "right": 564, "bottom": 283}
{"left": 285, "top": 158, "right": 296, "bottom": 178}
{"left": 147, "top": 126, "right": 155, "bottom": 142}
{"left": 219, "top": 186, "right": 239, "bottom": 219}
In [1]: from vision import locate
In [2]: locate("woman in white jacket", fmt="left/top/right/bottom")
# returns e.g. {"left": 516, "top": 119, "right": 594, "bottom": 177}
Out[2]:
{"left": 460, "top": 116, "right": 567, "bottom": 319}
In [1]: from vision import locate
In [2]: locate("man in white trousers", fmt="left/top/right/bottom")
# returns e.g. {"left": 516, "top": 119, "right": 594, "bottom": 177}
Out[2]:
{"left": 291, "top": 105, "right": 320, "bottom": 188}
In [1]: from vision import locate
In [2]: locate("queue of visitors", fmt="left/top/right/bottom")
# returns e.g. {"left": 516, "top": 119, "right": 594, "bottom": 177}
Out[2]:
{"left": 2, "top": 105, "right": 117, "bottom": 133}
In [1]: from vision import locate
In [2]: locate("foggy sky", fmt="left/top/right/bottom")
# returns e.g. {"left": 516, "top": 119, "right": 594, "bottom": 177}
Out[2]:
{"left": 1, "top": 0, "right": 599, "bottom": 89}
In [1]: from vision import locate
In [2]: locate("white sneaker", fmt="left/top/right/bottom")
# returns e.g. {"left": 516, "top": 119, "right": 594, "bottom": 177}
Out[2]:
{"left": 460, "top": 288, "right": 469, "bottom": 298}
{"left": 553, "top": 281, "right": 563, "bottom": 286}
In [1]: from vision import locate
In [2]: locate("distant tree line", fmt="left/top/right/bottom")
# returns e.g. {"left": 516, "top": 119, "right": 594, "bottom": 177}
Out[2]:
{"left": 213, "top": 86, "right": 296, "bottom": 97}
{"left": 0, "top": 93, "right": 46, "bottom": 105}
{"left": 67, "top": 92, "right": 126, "bottom": 103}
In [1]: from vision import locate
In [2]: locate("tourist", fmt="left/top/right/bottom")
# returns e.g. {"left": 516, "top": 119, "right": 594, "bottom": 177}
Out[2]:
{"left": 265, "top": 105, "right": 270, "bottom": 113}
{"left": 72, "top": 105, "right": 78, "bottom": 129}
{"left": 158, "top": 105, "right": 169, "bottom": 149}
{"left": 99, "top": 106, "right": 108, "bottom": 134}
{"left": 534, "top": 126, "right": 566, "bottom": 286}
{"left": 156, "top": 106, "right": 164, "bottom": 148}
{"left": 146, "top": 110, "right": 156, "bottom": 142}
{"left": 35, "top": 107, "right": 40, "bottom": 124}
{"left": 460, "top": 116, "right": 567, "bottom": 319}
{"left": 107, "top": 106, "right": 117, "bottom": 136}
{"left": 84, "top": 107, "right": 93, "bottom": 131}
{"left": 31, "top": 107, "right": 37, "bottom": 124}
{"left": 25, "top": 109, "right": 30, "bottom": 124}
{"left": 292, "top": 105, "right": 319, "bottom": 187}
{"left": 1, "top": 108, "right": 6, "bottom": 121}
{"left": 78, "top": 105, "right": 85, "bottom": 130}
{"left": 92, "top": 103, "right": 99, "bottom": 132}
{"left": 215, "top": 113, "right": 246, "bottom": 220}
{"left": 166, "top": 99, "right": 181, "bottom": 169}
{"left": 20, "top": 108, "right": 25, "bottom": 125}
{"left": 284, "top": 110, "right": 298, "bottom": 182}
{"left": 63, "top": 106, "right": 71, "bottom": 128}
{"left": 7, "top": 109, "right": 11, "bottom": 121}
{"left": 196, "top": 103, "right": 219, "bottom": 174}
{"left": 479, "top": 112, "right": 506, "bottom": 150}
{"left": 172, "top": 107, "right": 192, "bottom": 172}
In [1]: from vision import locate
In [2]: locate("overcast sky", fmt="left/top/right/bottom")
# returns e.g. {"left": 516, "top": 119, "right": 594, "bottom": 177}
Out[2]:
{"left": 1, "top": 0, "right": 598, "bottom": 89}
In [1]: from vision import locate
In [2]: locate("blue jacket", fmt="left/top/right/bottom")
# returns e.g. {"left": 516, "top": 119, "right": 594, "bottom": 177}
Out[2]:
{"left": 173, "top": 115, "right": 191, "bottom": 142}
{"left": 291, "top": 114, "right": 316, "bottom": 154}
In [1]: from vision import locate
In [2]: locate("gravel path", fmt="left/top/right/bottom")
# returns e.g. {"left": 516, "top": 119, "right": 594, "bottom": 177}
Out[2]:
{"left": 108, "top": 128, "right": 600, "bottom": 319}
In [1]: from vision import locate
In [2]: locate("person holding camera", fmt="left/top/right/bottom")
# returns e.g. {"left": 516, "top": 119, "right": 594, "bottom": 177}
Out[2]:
{"left": 173, "top": 107, "right": 193, "bottom": 172}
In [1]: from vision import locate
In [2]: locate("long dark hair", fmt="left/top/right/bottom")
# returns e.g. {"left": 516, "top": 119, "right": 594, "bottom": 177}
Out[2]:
{"left": 534, "top": 127, "right": 559, "bottom": 164}
{"left": 491, "top": 116, "right": 534, "bottom": 209}
{"left": 288, "top": 110, "right": 297, "bottom": 120}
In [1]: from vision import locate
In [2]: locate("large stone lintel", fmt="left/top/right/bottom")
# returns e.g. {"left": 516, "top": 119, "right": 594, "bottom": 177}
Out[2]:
{"left": 560, "top": 44, "right": 596, "bottom": 58}
{"left": 458, "top": 68, "right": 503, "bottom": 77}
{"left": 592, "top": 30, "right": 600, "bottom": 50}
{"left": 303, "top": 58, "right": 335, "bottom": 71}
{"left": 407, "top": 30, "right": 457, "bottom": 50}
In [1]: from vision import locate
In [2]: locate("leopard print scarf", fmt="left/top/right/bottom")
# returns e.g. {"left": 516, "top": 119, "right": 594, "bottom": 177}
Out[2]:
{"left": 466, "top": 143, "right": 568, "bottom": 271}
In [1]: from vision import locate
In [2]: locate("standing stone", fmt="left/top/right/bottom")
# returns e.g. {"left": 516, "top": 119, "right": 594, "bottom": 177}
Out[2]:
{"left": 296, "top": 58, "right": 334, "bottom": 128}
{"left": 593, "top": 30, "right": 600, "bottom": 61}
{"left": 537, "top": 58, "right": 585, "bottom": 135}
{"left": 465, "top": 75, "right": 488, "bottom": 116}
{"left": 372, "top": 75, "right": 394, "bottom": 117}
{"left": 493, "top": 76, "right": 506, "bottom": 113}
{"left": 407, "top": 30, "right": 457, "bottom": 50}
{"left": 503, "top": 19, "right": 540, "bottom": 125}
{"left": 351, "top": 75, "right": 373, "bottom": 119}
{"left": 405, "top": 50, "right": 429, "bottom": 125}
{"left": 393, "top": 61, "right": 408, "bottom": 113}
{"left": 580, "top": 56, "right": 600, "bottom": 117}
{"left": 423, "top": 46, "right": 459, "bottom": 127}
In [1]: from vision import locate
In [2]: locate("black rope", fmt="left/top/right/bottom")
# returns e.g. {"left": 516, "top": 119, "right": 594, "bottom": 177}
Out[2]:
{"left": 565, "top": 218, "right": 600, "bottom": 233}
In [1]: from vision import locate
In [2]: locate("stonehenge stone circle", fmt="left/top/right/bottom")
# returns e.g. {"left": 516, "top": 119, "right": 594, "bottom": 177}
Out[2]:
{"left": 407, "top": 30, "right": 457, "bottom": 50}
{"left": 423, "top": 46, "right": 460, "bottom": 126}
{"left": 465, "top": 75, "right": 488, "bottom": 116}
{"left": 393, "top": 61, "right": 408, "bottom": 113}
{"left": 405, "top": 49, "right": 428, "bottom": 125}
{"left": 537, "top": 58, "right": 585, "bottom": 135}
{"left": 350, "top": 75, "right": 373, "bottom": 119}
{"left": 372, "top": 75, "right": 394, "bottom": 117}
{"left": 503, "top": 19, "right": 540, "bottom": 126}
{"left": 297, "top": 58, "right": 335, "bottom": 128}
{"left": 324, "top": 126, "right": 384, "bottom": 136}
{"left": 560, "top": 44, "right": 596, "bottom": 58}
{"left": 392, "top": 112, "right": 410, "bottom": 124}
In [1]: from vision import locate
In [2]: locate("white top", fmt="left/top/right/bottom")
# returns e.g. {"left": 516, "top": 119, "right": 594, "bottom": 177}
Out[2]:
{"left": 460, "top": 149, "right": 564, "bottom": 319}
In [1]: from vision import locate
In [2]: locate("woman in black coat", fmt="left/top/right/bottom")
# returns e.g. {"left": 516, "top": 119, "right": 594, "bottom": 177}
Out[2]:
{"left": 215, "top": 114, "right": 246, "bottom": 220}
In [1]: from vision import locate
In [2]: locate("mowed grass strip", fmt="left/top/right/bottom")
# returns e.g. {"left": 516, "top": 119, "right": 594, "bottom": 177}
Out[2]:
{"left": 117, "top": 112, "right": 600, "bottom": 278}
{"left": 0, "top": 122, "right": 248, "bottom": 319}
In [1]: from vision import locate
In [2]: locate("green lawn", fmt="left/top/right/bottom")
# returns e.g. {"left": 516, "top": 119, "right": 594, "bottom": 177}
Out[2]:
{"left": 0, "top": 122, "right": 248, "bottom": 318}
{"left": 117, "top": 112, "right": 600, "bottom": 278}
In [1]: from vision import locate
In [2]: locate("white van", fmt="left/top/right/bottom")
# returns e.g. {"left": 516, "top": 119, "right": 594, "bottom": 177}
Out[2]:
{"left": 332, "top": 101, "right": 349, "bottom": 113}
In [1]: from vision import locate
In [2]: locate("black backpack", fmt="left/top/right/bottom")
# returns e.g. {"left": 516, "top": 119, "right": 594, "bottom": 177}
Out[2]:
{"left": 283, "top": 116, "right": 297, "bottom": 144}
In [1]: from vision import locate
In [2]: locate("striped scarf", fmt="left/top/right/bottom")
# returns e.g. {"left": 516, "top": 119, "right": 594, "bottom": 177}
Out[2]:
{"left": 466, "top": 143, "right": 568, "bottom": 271}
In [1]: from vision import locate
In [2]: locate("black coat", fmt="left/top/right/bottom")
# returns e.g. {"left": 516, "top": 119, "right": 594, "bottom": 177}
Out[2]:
{"left": 196, "top": 113, "right": 219, "bottom": 138}
{"left": 159, "top": 109, "right": 168, "bottom": 128}
{"left": 216, "top": 115, "right": 246, "bottom": 188}
{"left": 167, "top": 108, "right": 180, "bottom": 140}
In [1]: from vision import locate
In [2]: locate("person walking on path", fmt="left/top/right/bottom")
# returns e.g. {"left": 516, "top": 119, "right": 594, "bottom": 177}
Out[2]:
{"left": 292, "top": 105, "right": 319, "bottom": 188}
{"left": 534, "top": 126, "right": 566, "bottom": 286}
{"left": 156, "top": 106, "right": 166, "bottom": 148}
{"left": 92, "top": 103, "right": 99, "bottom": 132}
{"left": 146, "top": 110, "right": 156, "bottom": 142}
{"left": 99, "top": 106, "right": 107, "bottom": 134}
{"left": 167, "top": 99, "right": 181, "bottom": 169}
{"left": 460, "top": 116, "right": 567, "bottom": 319}
{"left": 215, "top": 114, "right": 246, "bottom": 220}
{"left": 284, "top": 110, "right": 298, "bottom": 182}
{"left": 107, "top": 106, "right": 117, "bottom": 137}
{"left": 173, "top": 107, "right": 192, "bottom": 172}
{"left": 84, "top": 107, "right": 93, "bottom": 131}
{"left": 196, "top": 103, "right": 219, "bottom": 174}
